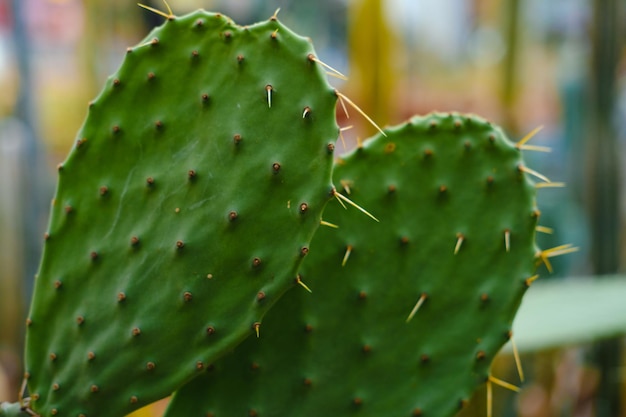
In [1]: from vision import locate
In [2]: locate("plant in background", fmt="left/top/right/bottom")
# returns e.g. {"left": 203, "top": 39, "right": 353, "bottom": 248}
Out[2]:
{"left": 0, "top": 4, "right": 574, "bottom": 417}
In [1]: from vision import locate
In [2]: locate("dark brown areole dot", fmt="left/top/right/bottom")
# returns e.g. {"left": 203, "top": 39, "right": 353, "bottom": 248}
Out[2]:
{"left": 146, "top": 362, "right": 156, "bottom": 371}
{"left": 358, "top": 290, "right": 367, "bottom": 300}
{"left": 206, "top": 326, "right": 216, "bottom": 336}
{"left": 76, "top": 316, "right": 85, "bottom": 326}
{"left": 188, "top": 169, "right": 197, "bottom": 179}
{"left": 56, "top": 163, "right": 63, "bottom": 172}
{"left": 150, "top": 37, "right": 159, "bottom": 46}
{"left": 49, "top": 353, "right": 57, "bottom": 362}
{"left": 413, "top": 408, "right": 423, "bottom": 416}
{"left": 237, "top": 54, "right": 244, "bottom": 63}
{"left": 90, "top": 251, "right": 98, "bottom": 261}
{"left": 146, "top": 177, "right": 155, "bottom": 186}
{"left": 420, "top": 354, "right": 430, "bottom": 364}
{"left": 132, "top": 327, "right": 141, "bottom": 337}
{"left": 25, "top": 318, "right": 32, "bottom": 327}
{"left": 176, "top": 240, "right": 185, "bottom": 249}
{"left": 112, "top": 125, "right": 120, "bottom": 135}
{"left": 147, "top": 72, "right": 155, "bottom": 80}
{"left": 183, "top": 292, "right": 193, "bottom": 302}
{"left": 257, "top": 291, "right": 266, "bottom": 301}
{"left": 76, "top": 138, "right": 86, "bottom": 147}
{"left": 272, "top": 162, "right": 281, "bottom": 173}
{"left": 54, "top": 280, "right": 62, "bottom": 289}
{"left": 250, "top": 362, "right": 260, "bottom": 371}
{"left": 476, "top": 351, "right": 486, "bottom": 361}
{"left": 303, "top": 377, "right": 312, "bottom": 387}
{"left": 300, "top": 247, "right": 309, "bottom": 257}
{"left": 400, "top": 236, "right": 410, "bottom": 246}
{"left": 223, "top": 31, "right": 232, "bottom": 39}
{"left": 155, "top": 120, "right": 163, "bottom": 130}
{"left": 327, "top": 143, "right": 335, "bottom": 154}
{"left": 353, "top": 397, "right": 363, "bottom": 407}
{"left": 304, "top": 324, "right": 313, "bottom": 333}
{"left": 362, "top": 344, "right": 371, "bottom": 354}
{"left": 44, "top": 233, "right": 50, "bottom": 241}
{"left": 90, "top": 385, "right": 99, "bottom": 393}
{"left": 195, "top": 19, "right": 204, "bottom": 27}
{"left": 201, "top": 93, "right": 210, "bottom": 103}
{"left": 130, "top": 396, "right": 138, "bottom": 404}
{"left": 196, "top": 361, "right": 205, "bottom": 370}
{"left": 130, "top": 236, "right": 140, "bottom": 247}
{"left": 191, "top": 50, "right": 199, "bottom": 58}
{"left": 249, "top": 409, "right": 258, "bottom": 417}
{"left": 229, "top": 211, "right": 238, "bottom": 221}
{"left": 51, "top": 409, "right": 57, "bottom": 415}
{"left": 252, "top": 257, "right": 262, "bottom": 268}
{"left": 64, "top": 205, "right": 73, "bottom": 214}
{"left": 423, "top": 148, "right": 433, "bottom": 158}
{"left": 117, "top": 292, "right": 126, "bottom": 302}
{"left": 99, "top": 186, "right": 109, "bottom": 196}
{"left": 52, "top": 383, "right": 60, "bottom": 391}
{"left": 233, "top": 133, "right": 242, "bottom": 145}
{"left": 87, "top": 352, "right": 96, "bottom": 361}
{"left": 299, "top": 203, "right": 308, "bottom": 214}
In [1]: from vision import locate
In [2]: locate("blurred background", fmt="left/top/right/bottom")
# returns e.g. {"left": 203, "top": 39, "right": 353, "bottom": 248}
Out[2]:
{"left": 0, "top": 0, "right": 624, "bottom": 416}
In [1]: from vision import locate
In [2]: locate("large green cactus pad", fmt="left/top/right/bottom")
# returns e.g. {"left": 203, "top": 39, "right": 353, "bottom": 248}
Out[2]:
{"left": 18, "top": 10, "right": 338, "bottom": 417}
{"left": 164, "top": 113, "right": 540, "bottom": 417}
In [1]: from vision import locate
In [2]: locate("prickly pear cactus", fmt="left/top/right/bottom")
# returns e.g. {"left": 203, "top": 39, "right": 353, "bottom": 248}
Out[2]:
{"left": 164, "top": 113, "right": 540, "bottom": 417}
{"left": 5, "top": 10, "right": 338, "bottom": 417}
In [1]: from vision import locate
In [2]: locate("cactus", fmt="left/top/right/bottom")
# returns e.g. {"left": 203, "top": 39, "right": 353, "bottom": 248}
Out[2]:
{"left": 163, "top": 113, "right": 541, "bottom": 417}
{"left": 1, "top": 10, "right": 338, "bottom": 417}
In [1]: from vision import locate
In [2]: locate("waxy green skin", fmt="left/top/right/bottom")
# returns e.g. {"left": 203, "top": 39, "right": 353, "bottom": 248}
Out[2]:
{"left": 7, "top": 10, "right": 338, "bottom": 417}
{"left": 165, "top": 113, "right": 539, "bottom": 417}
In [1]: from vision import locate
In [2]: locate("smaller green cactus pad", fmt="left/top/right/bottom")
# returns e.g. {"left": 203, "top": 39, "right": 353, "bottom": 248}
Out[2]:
{"left": 164, "top": 113, "right": 540, "bottom": 417}
{"left": 23, "top": 10, "right": 337, "bottom": 417}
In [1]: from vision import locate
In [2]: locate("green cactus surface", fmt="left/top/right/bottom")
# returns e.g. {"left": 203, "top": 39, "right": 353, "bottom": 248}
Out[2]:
{"left": 13, "top": 10, "right": 338, "bottom": 417}
{"left": 164, "top": 113, "right": 541, "bottom": 417}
